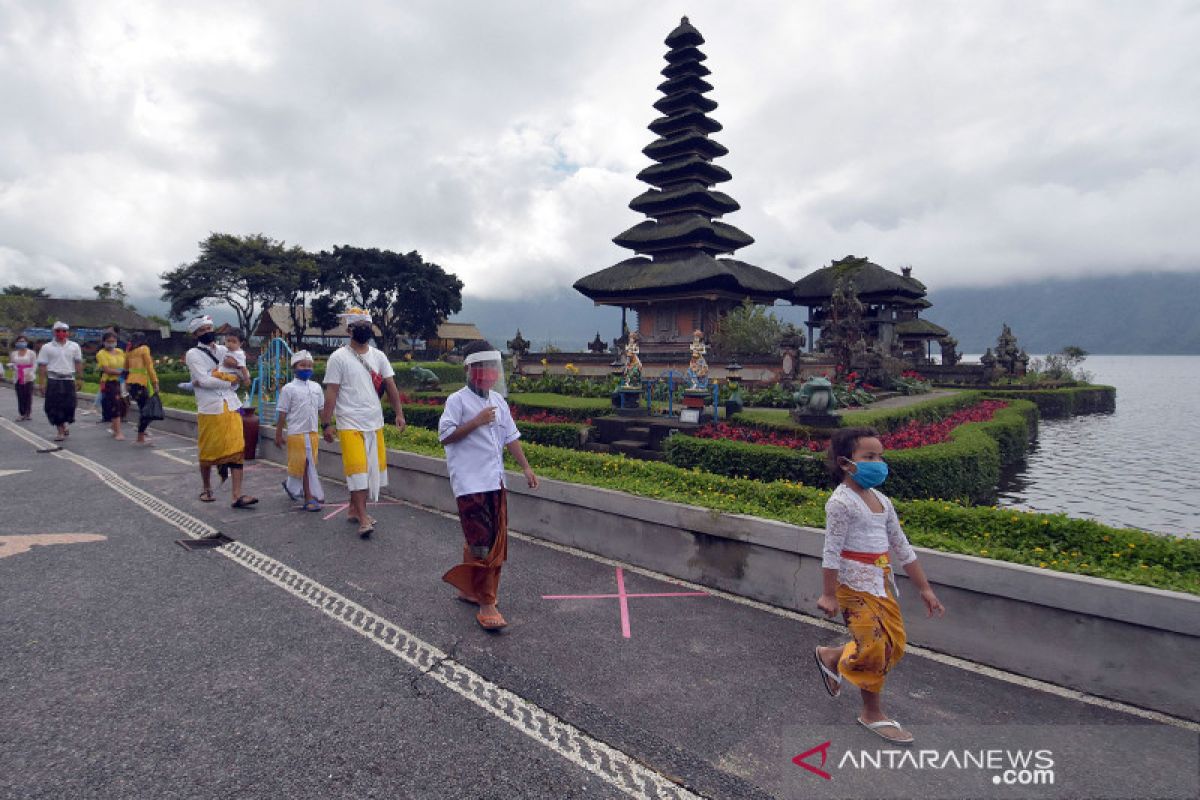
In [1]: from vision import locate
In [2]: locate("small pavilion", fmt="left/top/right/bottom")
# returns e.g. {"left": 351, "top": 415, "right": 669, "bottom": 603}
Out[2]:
{"left": 792, "top": 256, "right": 948, "bottom": 362}
{"left": 573, "top": 17, "right": 792, "bottom": 356}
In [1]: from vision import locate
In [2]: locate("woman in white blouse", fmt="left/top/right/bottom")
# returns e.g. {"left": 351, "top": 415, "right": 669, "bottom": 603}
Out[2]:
{"left": 813, "top": 427, "right": 945, "bottom": 746}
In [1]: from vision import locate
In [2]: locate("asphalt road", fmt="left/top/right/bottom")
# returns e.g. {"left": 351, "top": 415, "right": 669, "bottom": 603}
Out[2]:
{"left": 1, "top": 387, "right": 1196, "bottom": 800}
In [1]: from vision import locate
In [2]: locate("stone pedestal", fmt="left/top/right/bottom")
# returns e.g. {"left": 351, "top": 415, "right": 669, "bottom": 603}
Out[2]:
{"left": 790, "top": 411, "right": 842, "bottom": 429}
{"left": 613, "top": 388, "right": 645, "bottom": 416}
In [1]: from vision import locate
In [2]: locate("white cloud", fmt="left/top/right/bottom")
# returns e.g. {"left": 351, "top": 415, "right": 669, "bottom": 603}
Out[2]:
{"left": 1, "top": 0, "right": 1198, "bottom": 310}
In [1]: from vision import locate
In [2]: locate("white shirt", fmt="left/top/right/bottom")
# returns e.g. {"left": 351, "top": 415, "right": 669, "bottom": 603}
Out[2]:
{"left": 9, "top": 349, "right": 37, "bottom": 383}
{"left": 276, "top": 379, "right": 325, "bottom": 434}
{"left": 185, "top": 343, "right": 243, "bottom": 415}
{"left": 822, "top": 483, "right": 917, "bottom": 597}
{"left": 438, "top": 386, "right": 520, "bottom": 497}
{"left": 35, "top": 340, "right": 83, "bottom": 377}
{"left": 323, "top": 345, "right": 394, "bottom": 431}
{"left": 216, "top": 348, "right": 247, "bottom": 377}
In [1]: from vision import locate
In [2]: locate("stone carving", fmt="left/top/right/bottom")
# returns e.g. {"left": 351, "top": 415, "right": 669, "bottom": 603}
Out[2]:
{"left": 685, "top": 330, "right": 709, "bottom": 390}
{"left": 621, "top": 331, "right": 643, "bottom": 389}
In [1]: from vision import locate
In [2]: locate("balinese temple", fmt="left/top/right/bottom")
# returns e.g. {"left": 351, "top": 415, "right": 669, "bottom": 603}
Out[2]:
{"left": 573, "top": 17, "right": 792, "bottom": 355}
{"left": 793, "top": 255, "right": 949, "bottom": 361}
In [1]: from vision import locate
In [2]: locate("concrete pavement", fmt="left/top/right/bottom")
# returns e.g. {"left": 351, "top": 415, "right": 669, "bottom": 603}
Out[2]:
{"left": 1, "top": 388, "right": 1196, "bottom": 800}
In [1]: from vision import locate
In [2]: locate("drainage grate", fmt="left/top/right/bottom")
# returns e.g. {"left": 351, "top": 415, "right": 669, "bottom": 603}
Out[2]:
{"left": 176, "top": 535, "right": 233, "bottom": 550}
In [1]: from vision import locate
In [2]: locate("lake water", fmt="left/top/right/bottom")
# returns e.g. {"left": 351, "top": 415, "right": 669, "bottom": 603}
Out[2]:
{"left": 994, "top": 355, "right": 1200, "bottom": 538}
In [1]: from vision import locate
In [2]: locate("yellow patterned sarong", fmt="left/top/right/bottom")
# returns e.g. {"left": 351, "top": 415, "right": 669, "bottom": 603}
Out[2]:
{"left": 197, "top": 404, "right": 244, "bottom": 468}
{"left": 284, "top": 432, "right": 323, "bottom": 502}
{"left": 338, "top": 428, "right": 387, "bottom": 498}
{"left": 836, "top": 571, "right": 907, "bottom": 693}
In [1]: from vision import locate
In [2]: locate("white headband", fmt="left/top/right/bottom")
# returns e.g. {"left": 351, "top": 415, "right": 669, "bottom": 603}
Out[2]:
{"left": 464, "top": 350, "right": 502, "bottom": 366}
{"left": 187, "top": 315, "right": 214, "bottom": 334}
{"left": 52, "top": 320, "right": 69, "bottom": 331}
{"left": 290, "top": 350, "right": 313, "bottom": 366}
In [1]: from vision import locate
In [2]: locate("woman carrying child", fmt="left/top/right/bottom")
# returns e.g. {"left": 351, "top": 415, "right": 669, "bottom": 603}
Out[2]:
{"left": 813, "top": 427, "right": 945, "bottom": 745}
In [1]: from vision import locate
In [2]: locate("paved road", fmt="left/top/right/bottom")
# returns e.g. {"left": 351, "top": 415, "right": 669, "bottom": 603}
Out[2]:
{"left": 1, "top": 388, "right": 1196, "bottom": 800}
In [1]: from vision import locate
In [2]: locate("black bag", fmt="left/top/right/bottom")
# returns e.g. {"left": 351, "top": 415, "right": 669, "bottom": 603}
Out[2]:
{"left": 142, "top": 391, "right": 165, "bottom": 421}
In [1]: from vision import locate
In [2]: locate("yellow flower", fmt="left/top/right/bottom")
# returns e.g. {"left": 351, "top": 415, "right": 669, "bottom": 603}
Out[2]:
{"left": 1041, "top": 520, "right": 1049, "bottom": 525}
{"left": 1033, "top": 547, "right": 1044, "bottom": 553}
{"left": 1111, "top": 552, "right": 1121, "bottom": 558}
{"left": 980, "top": 549, "right": 988, "bottom": 555}
{"left": 1038, "top": 562, "right": 1047, "bottom": 568}
{"left": 540, "top": 358, "right": 548, "bottom": 366}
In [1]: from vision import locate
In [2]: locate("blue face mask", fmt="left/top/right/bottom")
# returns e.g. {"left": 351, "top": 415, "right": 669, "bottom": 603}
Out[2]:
{"left": 295, "top": 369, "right": 313, "bottom": 381}
{"left": 849, "top": 460, "right": 888, "bottom": 490}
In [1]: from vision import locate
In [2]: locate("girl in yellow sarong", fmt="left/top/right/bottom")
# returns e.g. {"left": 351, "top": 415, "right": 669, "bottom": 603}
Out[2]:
{"left": 813, "top": 427, "right": 945, "bottom": 746}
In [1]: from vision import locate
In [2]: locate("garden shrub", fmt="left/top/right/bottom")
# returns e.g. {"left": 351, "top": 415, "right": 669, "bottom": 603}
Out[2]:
{"left": 980, "top": 385, "right": 1115, "bottom": 418}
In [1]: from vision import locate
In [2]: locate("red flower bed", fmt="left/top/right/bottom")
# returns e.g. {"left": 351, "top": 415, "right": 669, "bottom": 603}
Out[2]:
{"left": 509, "top": 406, "right": 580, "bottom": 425}
{"left": 694, "top": 400, "right": 1008, "bottom": 452}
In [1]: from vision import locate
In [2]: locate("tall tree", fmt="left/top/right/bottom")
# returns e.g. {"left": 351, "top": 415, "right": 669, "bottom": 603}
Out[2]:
{"left": 160, "top": 233, "right": 312, "bottom": 338}
{"left": 310, "top": 294, "right": 346, "bottom": 334}
{"left": 94, "top": 281, "right": 129, "bottom": 304}
{"left": 317, "top": 246, "right": 462, "bottom": 351}
{"left": 2, "top": 285, "right": 48, "bottom": 297}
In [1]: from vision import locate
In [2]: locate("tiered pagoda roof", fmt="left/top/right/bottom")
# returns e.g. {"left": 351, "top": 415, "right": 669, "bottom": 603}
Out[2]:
{"left": 575, "top": 17, "right": 792, "bottom": 303}
{"left": 792, "top": 255, "right": 928, "bottom": 305}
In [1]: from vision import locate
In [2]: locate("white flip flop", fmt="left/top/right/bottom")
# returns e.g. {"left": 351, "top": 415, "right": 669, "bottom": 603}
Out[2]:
{"left": 857, "top": 717, "right": 914, "bottom": 745}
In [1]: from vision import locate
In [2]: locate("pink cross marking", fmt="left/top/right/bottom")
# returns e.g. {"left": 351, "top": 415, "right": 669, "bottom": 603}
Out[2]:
{"left": 542, "top": 567, "right": 708, "bottom": 639}
{"left": 321, "top": 498, "right": 405, "bottom": 521}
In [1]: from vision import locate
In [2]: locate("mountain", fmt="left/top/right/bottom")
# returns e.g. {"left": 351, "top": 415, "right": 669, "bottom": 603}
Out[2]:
{"left": 926, "top": 272, "right": 1200, "bottom": 355}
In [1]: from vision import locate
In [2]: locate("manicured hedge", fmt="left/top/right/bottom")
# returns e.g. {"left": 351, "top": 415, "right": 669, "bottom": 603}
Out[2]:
{"left": 733, "top": 391, "right": 987, "bottom": 437}
{"left": 507, "top": 392, "right": 611, "bottom": 422}
{"left": 666, "top": 400, "right": 1038, "bottom": 503}
{"left": 981, "top": 385, "right": 1115, "bottom": 418}
{"left": 389, "top": 402, "right": 584, "bottom": 449}
{"left": 381, "top": 426, "right": 1200, "bottom": 595}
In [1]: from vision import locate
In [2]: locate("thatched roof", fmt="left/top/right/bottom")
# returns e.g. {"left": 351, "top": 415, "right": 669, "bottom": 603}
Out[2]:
{"left": 792, "top": 256, "right": 927, "bottom": 304}
{"left": 895, "top": 318, "right": 949, "bottom": 338}
{"left": 31, "top": 299, "right": 161, "bottom": 331}
{"left": 574, "top": 252, "right": 793, "bottom": 301}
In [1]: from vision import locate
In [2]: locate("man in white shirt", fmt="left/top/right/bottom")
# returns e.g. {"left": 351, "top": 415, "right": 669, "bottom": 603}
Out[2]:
{"left": 35, "top": 321, "right": 84, "bottom": 442}
{"left": 185, "top": 316, "right": 257, "bottom": 514}
{"left": 438, "top": 340, "right": 538, "bottom": 631}
{"left": 320, "top": 308, "right": 406, "bottom": 538}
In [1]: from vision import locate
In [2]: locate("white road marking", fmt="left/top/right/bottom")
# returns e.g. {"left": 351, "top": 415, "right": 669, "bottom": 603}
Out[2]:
{"left": 0, "top": 416, "right": 706, "bottom": 800}
{"left": 8, "top": 415, "right": 1197, "bottom": 734}
{"left": 152, "top": 449, "right": 194, "bottom": 466}
{"left": 0, "top": 468, "right": 31, "bottom": 477}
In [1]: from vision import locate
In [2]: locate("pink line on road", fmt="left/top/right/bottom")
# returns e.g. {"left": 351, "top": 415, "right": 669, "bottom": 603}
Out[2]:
{"left": 542, "top": 566, "right": 708, "bottom": 639}
{"left": 321, "top": 498, "right": 404, "bottom": 521}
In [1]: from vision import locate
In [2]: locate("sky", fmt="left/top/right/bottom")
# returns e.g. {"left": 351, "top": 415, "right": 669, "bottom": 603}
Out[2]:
{"left": 3, "top": 0, "right": 1199, "bottom": 321}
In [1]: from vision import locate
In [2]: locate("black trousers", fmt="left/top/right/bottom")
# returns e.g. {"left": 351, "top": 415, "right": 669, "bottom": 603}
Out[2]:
{"left": 127, "top": 384, "right": 152, "bottom": 434}
{"left": 16, "top": 382, "right": 33, "bottom": 417}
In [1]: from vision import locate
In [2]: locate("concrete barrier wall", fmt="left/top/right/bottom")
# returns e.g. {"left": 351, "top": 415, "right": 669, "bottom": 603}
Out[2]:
{"left": 156, "top": 407, "right": 1200, "bottom": 721}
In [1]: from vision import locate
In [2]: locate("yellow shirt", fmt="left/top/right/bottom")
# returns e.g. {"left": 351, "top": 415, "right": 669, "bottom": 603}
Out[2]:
{"left": 96, "top": 348, "right": 126, "bottom": 382}
{"left": 124, "top": 345, "right": 158, "bottom": 387}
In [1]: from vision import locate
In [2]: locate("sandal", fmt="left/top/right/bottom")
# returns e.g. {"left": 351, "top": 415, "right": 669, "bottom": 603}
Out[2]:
{"left": 303, "top": 500, "right": 322, "bottom": 512}
{"left": 281, "top": 480, "right": 300, "bottom": 501}
{"left": 857, "top": 717, "right": 914, "bottom": 745}
{"left": 476, "top": 611, "right": 507, "bottom": 630}
{"left": 199, "top": 489, "right": 216, "bottom": 502}
{"left": 814, "top": 646, "right": 843, "bottom": 698}
{"left": 231, "top": 495, "right": 259, "bottom": 509}
{"left": 358, "top": 521, "right": 374, "bottom": 538}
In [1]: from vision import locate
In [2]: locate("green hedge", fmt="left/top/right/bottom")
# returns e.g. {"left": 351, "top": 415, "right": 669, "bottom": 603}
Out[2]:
{"left": 389, "top": 403, "right": 583, "bottom": 449}
{"left": 980, "top": 385, "right": 1115, "bottom": 418}
{"left": 733, "top": 391, "right": 985, "bottom": 437}
{"left": 666, "top": 400, "right": 1037, "bottom": 503}
{"left": 381, "top": 426, "right": 1199, "bottom": 595}
{"left": 507, "top": 392, "right": 611, "bottom": 422}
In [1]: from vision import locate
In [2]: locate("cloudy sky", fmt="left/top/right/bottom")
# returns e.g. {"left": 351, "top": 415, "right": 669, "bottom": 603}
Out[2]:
{"left": 3, "top": 0, "right": 1199, "bottom": 318}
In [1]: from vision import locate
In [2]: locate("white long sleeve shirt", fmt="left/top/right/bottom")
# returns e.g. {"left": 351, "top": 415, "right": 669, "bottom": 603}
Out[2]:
{"left": 822, "top": 483, "right": 918, "bottom": 597}
{"left": 438, "top": 386, "right": 520, "bottom": 498}
{"left": 185, "top": 344, "right": 242, "bottom": 415}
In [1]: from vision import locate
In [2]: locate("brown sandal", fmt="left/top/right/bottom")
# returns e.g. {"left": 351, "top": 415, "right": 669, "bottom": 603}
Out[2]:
{"left": 199, "top": 490, "right": 215, "bottom": 502}
{"left": 476, "top": 611, "right": 507, "bottom": 630}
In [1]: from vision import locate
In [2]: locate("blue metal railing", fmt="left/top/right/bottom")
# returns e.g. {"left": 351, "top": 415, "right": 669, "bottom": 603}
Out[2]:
{"left": 252, "top": 337, "right": 294, "bottom": 425}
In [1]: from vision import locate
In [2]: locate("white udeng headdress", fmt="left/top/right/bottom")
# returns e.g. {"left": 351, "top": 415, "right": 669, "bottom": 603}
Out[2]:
{"left": 338, "top": 307, "right": 373, "bottom": 326}
{"left": 52, "top": 320, "right": 70, "bottom": 331}
{"left": 290, "top": 350, "right": 313, "bottom": 367}
{"left": 187, "top": 315, "right": 214, "bottom": 334}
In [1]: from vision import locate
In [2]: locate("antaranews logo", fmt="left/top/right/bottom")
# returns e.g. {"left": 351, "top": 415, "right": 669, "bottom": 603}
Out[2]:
{"left": 792, "top": 740, "right": 1055, "bottom": 786}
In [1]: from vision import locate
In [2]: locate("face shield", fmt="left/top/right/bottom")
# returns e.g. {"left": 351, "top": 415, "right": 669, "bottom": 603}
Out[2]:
{"left": 464, "top": 350, "right": 506, "bottom": 398}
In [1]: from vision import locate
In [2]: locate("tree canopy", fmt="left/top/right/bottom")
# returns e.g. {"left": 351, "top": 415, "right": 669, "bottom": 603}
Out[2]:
{"left": 2, "top": 285, "right": 48, "bottom": 298}
{"left": 711, "top": 298, "right": 788, "bottom": 356}
{"left": 160, "top": 233, "right": 313, "bottom": 338}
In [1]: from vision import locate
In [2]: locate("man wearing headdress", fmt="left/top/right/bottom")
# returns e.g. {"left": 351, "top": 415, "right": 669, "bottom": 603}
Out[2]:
{"left": 35, "top": 321, "right": 84, "bottom": 442}
{"left": 438, "top": 340, "right": 538, "bottom": 630}
{"left": 186, "top": 315, "right": 257, "bottom": 513}
{"left": 320, "top": 309, "right": 406, "bottom": 538}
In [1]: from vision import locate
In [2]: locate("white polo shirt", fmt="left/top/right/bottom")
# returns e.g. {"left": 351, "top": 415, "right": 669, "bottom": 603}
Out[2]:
{"left": 35, "top": 340, "right": 83, "bottom": 377}
{"left": 438, "top": 386, "right": 520, "bottom": 498}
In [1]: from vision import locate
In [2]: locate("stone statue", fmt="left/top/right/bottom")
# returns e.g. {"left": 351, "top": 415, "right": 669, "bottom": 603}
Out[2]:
{"left": 793, "top": 377, "right": 837, "bottom": 415}
{"left": 685, "top": 329, "right": 709, "bottom": 390}
{"left": 938, "top": 336, "right": 959, "bottom": 367}
{"left": 507, "top": 329, "right": 531, "bottom": 376}
{"left": 621, "top": 331, "right": 643, "bottom": 388}
{"left": 410, "top": 366, "right": 440, "bottom": 390}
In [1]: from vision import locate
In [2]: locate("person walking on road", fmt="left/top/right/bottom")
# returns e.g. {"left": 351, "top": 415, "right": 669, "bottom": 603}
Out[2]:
{"left": 813, "top": 426, "right": 945, "bottom": 746}
{"left": 96, "top": 331, "right": 127, "bottom": 441}
{"left": 8, "top": 335, "right": 37, "bottom": 421}
{"left": 124, "top": 332, "right": 160, "bottom": 445}
{"left": 320, "top": 309, "right": 405, "bottom": 538}
{"left": 185, "top": 315, "right": 257, "bottom": 514}
{"left": 275, "top": 350, "right": 325, "bottom": 512}
{"left": 35, "top": 321, "right": 83, "bottom": 442}
{"left": 438, "top": 340, "right": 538, "bottom": 631}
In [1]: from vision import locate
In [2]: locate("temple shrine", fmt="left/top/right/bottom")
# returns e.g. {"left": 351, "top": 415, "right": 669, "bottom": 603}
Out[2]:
{"left": 573, "top": 17, "right": 792, "bottom": 357}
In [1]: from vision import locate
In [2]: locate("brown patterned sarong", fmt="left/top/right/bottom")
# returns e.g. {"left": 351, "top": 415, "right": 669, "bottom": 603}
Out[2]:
{"left": 442, "top": 488, "right": 508, "bottom": 605}
{"left": 835, "top": 570, "right": 907, "bottom": 693}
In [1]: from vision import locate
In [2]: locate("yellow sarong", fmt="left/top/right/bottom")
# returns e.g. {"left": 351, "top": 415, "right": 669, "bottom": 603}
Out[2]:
{"left": 197, "top": 404, "right": 244, "bottom": 469}
{"left": 338, "top": 428, "right": 387, "bottom": 499}
{"left": 835, "top": 571, "right": 907, "bottom": 693}
{"left": 284, "top": 432, "right": 323, "bottom": 502}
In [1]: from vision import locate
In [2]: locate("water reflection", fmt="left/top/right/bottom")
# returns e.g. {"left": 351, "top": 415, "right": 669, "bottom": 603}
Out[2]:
{"left": 994, "top": 355, "right": 1200, "bottom": 538}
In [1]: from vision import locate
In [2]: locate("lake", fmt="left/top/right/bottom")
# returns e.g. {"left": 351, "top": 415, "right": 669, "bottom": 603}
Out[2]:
{"left": 994, "top": 355, "right": 1200, "bottom": 538}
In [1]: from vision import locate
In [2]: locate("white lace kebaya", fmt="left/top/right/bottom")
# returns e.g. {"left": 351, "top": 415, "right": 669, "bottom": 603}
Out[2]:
{"left": 822, "top": 483, "right": 918, "bottom": 597}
